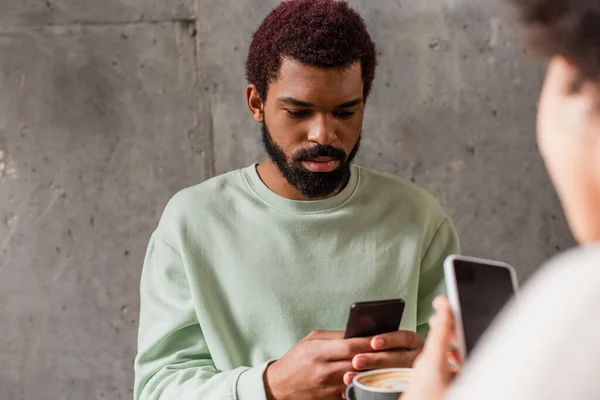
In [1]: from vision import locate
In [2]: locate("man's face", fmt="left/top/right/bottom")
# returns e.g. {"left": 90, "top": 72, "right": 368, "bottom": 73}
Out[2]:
{"left": 260, "top": 58, "right": 365, "bottom": 199}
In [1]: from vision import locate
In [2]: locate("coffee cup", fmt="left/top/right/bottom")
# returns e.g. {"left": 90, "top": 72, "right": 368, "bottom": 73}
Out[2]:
{"left": 346, "top": 368, "right": 412, "bottom": 400}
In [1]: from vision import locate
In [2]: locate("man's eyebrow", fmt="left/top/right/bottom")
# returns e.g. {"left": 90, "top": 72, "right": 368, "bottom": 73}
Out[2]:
{"left": 278, "top": 97, "right": 314, "bottom": 107}
{"left": 278, "top": 97, "right": 364, "bottom": 109}
{"left": 334, "top": 98, "right": 363, "bottom": 109}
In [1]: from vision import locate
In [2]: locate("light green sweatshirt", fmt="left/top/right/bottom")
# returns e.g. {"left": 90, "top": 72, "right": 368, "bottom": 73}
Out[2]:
{"left": 134, "top": 164, "right": 460, "bottom": 400}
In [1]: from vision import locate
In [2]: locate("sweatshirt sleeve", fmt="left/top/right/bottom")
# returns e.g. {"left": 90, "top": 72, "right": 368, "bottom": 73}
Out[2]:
{"left": 134, "top": 233, "right": 270, "bottom": 400}
{"left": 416, "top": 217, "right": 460, "bottom": 338}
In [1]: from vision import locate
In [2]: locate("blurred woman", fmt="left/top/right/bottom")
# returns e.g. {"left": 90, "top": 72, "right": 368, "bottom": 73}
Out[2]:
{"left": 405, "top": 1, "right": 600, "bottom": 399}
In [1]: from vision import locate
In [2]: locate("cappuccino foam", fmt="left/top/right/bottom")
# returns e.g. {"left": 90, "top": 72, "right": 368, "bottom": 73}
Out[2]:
{"left": 357, "top": 370, "right": 411, "bottom": 390}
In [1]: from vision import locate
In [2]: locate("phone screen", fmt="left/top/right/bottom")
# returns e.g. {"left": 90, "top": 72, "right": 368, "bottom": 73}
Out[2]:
{"left": 344, "top": 299, "right": 405, "bottom": 339}
{"left": 455, "top": 260, "right": 516, "bottom": 353}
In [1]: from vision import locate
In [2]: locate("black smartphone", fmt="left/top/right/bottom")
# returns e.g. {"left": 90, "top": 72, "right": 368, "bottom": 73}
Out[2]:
{"left": 343, "top": 298, "right": 405, "bottom": 339}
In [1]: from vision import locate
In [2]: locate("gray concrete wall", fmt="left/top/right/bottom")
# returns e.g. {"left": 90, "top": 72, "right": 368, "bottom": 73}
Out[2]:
{"left": 0, "top": 0, "right": 574, "bottom": 399}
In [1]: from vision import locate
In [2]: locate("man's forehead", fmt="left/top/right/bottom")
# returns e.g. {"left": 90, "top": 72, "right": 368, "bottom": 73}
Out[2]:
{"left": 270, "top": 57, "right": 364, "bottom": 104}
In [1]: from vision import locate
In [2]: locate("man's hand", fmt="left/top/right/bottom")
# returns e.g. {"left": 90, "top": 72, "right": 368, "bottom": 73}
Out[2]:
{"left": 264, "top": 330, "right": 372, "bottom": 400}
{"left": 342, "top": 330, "right": 424, "bottom": 385}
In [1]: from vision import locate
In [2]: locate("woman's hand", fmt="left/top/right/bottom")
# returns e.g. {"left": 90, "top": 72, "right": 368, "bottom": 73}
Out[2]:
{"left": 403, "top": 296, "right": 459, "bottom": 400}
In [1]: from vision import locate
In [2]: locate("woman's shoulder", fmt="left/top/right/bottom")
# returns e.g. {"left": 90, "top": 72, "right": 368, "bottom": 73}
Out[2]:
{"left": 534, "top": 244, "right": 600, "bottom": 295}
{"left": 448, "top": 244, "right": 600, "bottom": 400}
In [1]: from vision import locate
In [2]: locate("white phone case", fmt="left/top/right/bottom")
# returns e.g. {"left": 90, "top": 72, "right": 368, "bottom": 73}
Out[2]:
{"left": 443, "top": 254, "right": 519, "bottom": 361}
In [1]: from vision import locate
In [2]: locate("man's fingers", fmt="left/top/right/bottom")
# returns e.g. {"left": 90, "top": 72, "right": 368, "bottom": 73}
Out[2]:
{"left": 325, "top": 360, "right": 354, "bottom": 378}
{"left": 343, "top": 371, "right": 358, "bottom": 386}
{"left": 317, "top": 360, "right": 354, "bottom": 396}
{"left": 352, "top": 350, "right": 419, "bottom": 371}
{"left": 323, "top": 337, "right": 373, "bottom": 360}
{"left": 304, "top": 330, "right": 345, "bottom": 341}
{"left": 370, "top": 330, "right": 424, "bottom": 351}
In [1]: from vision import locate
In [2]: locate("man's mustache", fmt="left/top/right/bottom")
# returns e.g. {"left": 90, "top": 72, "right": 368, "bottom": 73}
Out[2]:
{"left": 293, "top": 145, "right": 347, "bottom": 163}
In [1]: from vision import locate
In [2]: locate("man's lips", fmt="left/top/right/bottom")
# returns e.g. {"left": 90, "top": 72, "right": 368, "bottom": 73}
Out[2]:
{"left": 301, "top": 157, "right": 340, "bottom": 172}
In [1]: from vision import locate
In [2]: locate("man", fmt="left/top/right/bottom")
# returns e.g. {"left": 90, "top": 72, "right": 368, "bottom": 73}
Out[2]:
{"left": 134, "top": 1, "right": 459, "bottom": 399}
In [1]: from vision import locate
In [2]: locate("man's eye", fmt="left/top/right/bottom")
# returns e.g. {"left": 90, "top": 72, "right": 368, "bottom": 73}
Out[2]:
{"left": 286, "top": 109, "right": 311, "bottom": 118}
{"left": 333, "top": 110, "right": 356, "bottom": 119}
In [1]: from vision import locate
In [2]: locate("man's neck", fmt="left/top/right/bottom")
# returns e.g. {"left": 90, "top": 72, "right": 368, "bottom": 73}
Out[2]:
{"left": 256, "top": 159, "right": 342, "bottom": 201}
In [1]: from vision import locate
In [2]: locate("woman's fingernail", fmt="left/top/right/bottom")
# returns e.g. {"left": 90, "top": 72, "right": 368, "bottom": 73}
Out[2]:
{"left": 429, "top": 315, "right": 438, "bottom": 328}
{"left": 433, "top": 296, "right": 447, "bottom": 309}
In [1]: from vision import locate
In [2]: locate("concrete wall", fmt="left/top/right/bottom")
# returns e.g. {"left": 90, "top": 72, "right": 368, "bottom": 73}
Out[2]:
{"left": 0, "top": 0, "right": 574, "bottom": 399}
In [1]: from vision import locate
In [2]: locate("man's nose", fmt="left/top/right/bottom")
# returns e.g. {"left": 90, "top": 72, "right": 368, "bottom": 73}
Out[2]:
{"left": 307, "top": 113, "right": 337, "bottom": 146}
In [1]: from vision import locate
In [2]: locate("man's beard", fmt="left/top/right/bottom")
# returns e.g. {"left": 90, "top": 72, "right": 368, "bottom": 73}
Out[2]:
{"left": 261, "top": 122, "right": 361, "bottom": 199}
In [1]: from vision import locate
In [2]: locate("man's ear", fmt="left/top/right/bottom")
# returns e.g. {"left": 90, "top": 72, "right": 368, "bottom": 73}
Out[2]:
{"left": 246, "top": 84, "right": 264, "bottom": 123}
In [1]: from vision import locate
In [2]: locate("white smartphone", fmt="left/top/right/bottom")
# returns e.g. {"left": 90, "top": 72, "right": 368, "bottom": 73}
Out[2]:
{"left": 444, "top": 254, "right": 519, "bottom": 360}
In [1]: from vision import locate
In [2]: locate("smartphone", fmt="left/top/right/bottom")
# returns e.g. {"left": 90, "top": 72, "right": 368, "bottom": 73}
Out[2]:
{"left": 344, "top": 298, "right": 405, "bottom": 339}
{"left": 444, "top": 255, "right": 519, "bottom": 360}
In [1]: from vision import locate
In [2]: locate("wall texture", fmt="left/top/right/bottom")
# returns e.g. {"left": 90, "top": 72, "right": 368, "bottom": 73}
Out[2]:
{"left": 0, "top": 0, "right": 574, "bottom": 399}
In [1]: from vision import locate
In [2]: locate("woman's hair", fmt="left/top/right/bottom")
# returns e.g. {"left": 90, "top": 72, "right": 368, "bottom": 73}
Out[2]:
{"left": 511, "top": 0, "right": 600, "bottom": 83}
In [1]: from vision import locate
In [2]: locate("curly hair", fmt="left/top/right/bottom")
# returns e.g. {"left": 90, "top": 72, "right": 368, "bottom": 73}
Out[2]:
{"left": 246, "top": 0, "right": 378, "bottom": 102}
{"left": 511, "top": 0, "right": 600, "bottom": 82}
